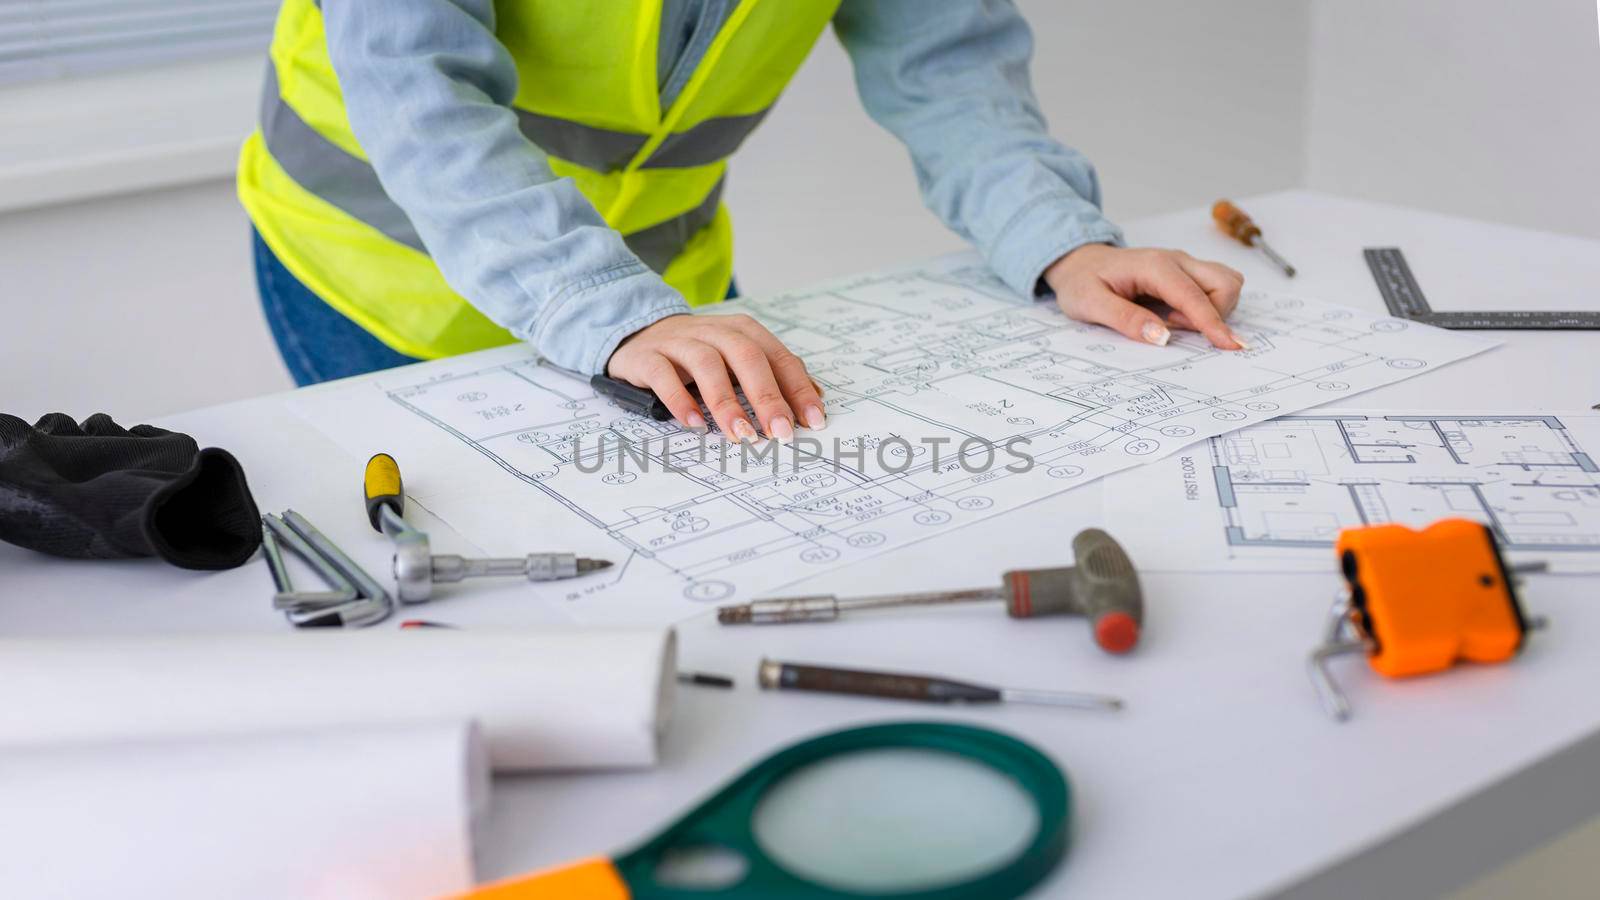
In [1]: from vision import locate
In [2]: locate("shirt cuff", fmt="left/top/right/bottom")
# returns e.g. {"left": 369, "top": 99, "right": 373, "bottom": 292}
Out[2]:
{"left": 982, "top": 190, "right": 1126, "bottom": 301}
{"left": 516, "top": 260, "right": 692, "bottom": 375}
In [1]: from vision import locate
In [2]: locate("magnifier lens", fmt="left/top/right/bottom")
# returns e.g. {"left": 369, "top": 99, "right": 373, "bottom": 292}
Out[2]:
{"left": 751, "top": 748, "right": 1039, "bottom": 893}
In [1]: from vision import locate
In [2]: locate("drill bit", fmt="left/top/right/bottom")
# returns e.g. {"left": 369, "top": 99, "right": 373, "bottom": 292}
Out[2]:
{"left": 429, "top": 553, "right": 612, "bottom": 583}
{"left": 717, "top": 587, "right": 1000, "bottom": 624}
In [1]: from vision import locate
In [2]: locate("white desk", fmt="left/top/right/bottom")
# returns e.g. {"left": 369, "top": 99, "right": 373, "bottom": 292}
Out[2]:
{"left": 4, "top": 190, "right": 1598, "bottom": 898}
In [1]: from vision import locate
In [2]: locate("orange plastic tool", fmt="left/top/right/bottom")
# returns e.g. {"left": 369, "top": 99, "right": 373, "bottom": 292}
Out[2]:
{"left": 462, "top": 858, "right": 628, "bottom": 900}
{"left": 1211, "top": 200, "right": 1262, "bottom": 245}
{"left": 1308, "top": 518, "right": 1546, "bottom": 720}
{"left": 1341, "top": 519, "right": 1529, "bottom": 676}
{"left": 1211, "top": 199, "right": 1296, "bottom": 276}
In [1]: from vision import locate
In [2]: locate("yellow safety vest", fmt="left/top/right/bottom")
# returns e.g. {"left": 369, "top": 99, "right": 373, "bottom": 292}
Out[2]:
{"left": 237, "top": 0, "right": 839, "bottom": 359}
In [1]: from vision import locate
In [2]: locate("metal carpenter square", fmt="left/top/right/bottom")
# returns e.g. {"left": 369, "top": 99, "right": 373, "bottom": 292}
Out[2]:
{"left": 1414, "top": 310, "right": 1600, "bottom": 330}
{"left": 1364, "top": 247, "right": 1600, "bottom": 330}
{"left": 1364, "top": 247, "right": 1433, "bottom": 319}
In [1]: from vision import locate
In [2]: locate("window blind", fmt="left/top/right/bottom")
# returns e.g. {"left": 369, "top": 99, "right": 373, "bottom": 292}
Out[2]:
{"left": 0, "top": 0, "right": 278, "bottom": 86}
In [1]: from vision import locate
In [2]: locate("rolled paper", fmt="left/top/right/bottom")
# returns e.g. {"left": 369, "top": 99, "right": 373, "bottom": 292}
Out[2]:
{"left": 0, "top": 720, "right": 488, "bottom": 900}
{"left": 0, "top": 628, "right": 676, "bottom": 771}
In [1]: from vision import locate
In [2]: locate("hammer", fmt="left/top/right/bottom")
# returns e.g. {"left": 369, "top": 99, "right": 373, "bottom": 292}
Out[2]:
{"left": 716, "top": 528, "right": 1144, "bottom": 654}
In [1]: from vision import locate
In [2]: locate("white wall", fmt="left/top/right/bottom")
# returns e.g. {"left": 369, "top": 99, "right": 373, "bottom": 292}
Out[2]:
{"left": 2, "top": 0, "right": 1313, "bottom": 420}
{"left": 0, "top": 180, "right": 291, "bottom": 422}
{"left": 1305, "top": 0, "right": 1600, "bottom": 240}
{"left": 730, "top": 0, "right": 1312, "bottom": 294}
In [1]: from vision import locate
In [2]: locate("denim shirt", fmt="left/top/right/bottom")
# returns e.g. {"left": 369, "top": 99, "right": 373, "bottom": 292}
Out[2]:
{"left": 321, "top": 0, "right": 1124, "bottom": 374}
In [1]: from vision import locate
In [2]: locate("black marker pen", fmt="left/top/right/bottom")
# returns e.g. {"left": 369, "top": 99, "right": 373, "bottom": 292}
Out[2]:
{"left": 589, "top": 373, "right": 672, "bottom": 421}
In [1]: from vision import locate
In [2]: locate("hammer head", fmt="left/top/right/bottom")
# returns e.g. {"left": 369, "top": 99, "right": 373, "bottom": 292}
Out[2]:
{"left": 1000, "top": 528, "right": 1144, "bottom": 654}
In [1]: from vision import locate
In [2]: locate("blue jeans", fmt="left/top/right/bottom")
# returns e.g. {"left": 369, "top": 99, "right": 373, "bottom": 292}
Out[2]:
{"left": 253, "top": 230, "right": 418, "bottom": 385}
{"left": 253, "top": 229, "right": 736, "bottom": 386}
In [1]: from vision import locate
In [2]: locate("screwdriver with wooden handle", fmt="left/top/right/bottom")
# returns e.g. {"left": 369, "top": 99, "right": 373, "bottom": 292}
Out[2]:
{"left": 1212, "top": 199, "right": 1296, "bottom": 277}
{"left": 758, "top": 658, "right": 1123, "bottom": 712}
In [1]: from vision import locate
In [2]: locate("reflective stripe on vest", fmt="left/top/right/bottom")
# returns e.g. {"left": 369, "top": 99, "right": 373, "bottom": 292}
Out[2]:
{"left": 516, "top": 107, "right": 770, "bottom": 171}
{"left": 258, "top": 65, "right": 424, "bottom": 253}
{"left": 259, "top": 66, "right": 726, "bottom": 270}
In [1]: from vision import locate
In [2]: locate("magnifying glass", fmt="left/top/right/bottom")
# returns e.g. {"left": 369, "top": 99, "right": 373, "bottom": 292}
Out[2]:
{"left": 462, "top": 722, "right": 1070, "bottom": 899}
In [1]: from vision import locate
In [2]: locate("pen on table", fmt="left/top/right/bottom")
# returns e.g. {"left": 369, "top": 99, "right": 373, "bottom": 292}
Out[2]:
{"left": 590, "top": 373, "right": 674, "bottom": 423}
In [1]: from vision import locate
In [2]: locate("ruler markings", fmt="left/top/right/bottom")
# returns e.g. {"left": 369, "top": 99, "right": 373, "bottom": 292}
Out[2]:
{"left": 1363, "top": 247, "right": 1600, "bottom": 330}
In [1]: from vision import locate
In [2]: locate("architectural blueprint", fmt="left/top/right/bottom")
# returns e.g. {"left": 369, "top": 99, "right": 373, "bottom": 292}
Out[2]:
{"left": 1105, "top": 410, "right": 1600, "bottom": 573}
{"left": 289, "top": 252, "right": 1495, "bottom": 624}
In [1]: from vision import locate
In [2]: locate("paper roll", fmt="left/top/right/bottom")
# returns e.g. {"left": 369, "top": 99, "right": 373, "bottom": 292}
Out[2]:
{"left": 0, "top": 721, "right": 487, "bottom": 900}
{"left": 0, "top": 628, "right": 676, "bottom": 771}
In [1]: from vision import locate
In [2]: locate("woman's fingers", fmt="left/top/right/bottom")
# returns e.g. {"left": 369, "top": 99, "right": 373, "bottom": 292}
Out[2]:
{"left": 1141, "top": 255, "right": 1244, "bottom": 339}
{"left": 606, "top": 312, "right": 824, "bottom": 441}
{"left": 1059, "top": 283, "right": 1174, "bottom": 346}
{"left": 1044, "top": 245, "right": 1252, "bottom": 351}
{"left": 661, "top": 339, "right": 758, "bottom": 442}
{"left": 632, "top": 351, "right": 706, "bottom": 432}
{"left": 1176, "top": 254, "right": 1245, "bottom": 319}
{"left": 698, "top": 327, "right": 797, "bottom": 441}
{"left": 1137, "top": 258, "right": 1242, "bottom": 350}
{"left": 724, "top": 315, "right": 827, "bottom": 430}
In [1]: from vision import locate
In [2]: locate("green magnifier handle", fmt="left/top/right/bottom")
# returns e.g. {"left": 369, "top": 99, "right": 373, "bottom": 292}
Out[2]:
{"left": 458, "top": 722, "right": 1070, "bottom": 900}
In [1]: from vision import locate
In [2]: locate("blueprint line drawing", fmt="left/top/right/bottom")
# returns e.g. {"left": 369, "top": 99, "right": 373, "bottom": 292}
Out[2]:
{"left": 1107, "top": 410, "right": 1600, "bottom": 573}
{"left": 290, "top": 253, "right": 1496, "bottom": 624}
{"left": 1216, "top": 415, "right": 1600, "bottom": 551}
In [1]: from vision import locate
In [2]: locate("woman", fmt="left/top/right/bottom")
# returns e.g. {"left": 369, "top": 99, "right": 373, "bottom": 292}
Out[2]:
{"left": 239, "top": 0, "right": 1246, "bottom": 442}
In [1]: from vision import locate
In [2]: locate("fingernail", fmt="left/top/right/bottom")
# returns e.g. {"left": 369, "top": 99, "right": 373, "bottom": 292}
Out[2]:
{"left": 684, "top": 411, "right": 707, "bottom": 434}
{"left": 731, "top": 418, "right": 757, "bottom": 443}
{"left": 804, "top": 405, "right": 827, "bottom": 430}
{"left": 768, "top": 416, "right": 794, "bottom": 443}
{"left": 1142, "top": 322, "right": 1171, "bottom": 346}
{"left": 1231, "top": 330, "right": 1252, "bottom": 350}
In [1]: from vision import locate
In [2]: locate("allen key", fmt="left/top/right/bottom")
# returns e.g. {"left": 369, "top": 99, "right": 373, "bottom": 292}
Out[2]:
{"left": 262, "top": 515, "right": 358, "bottom": 612}
{"left": 261, "top": 511, "right": 393, "bottom": 628}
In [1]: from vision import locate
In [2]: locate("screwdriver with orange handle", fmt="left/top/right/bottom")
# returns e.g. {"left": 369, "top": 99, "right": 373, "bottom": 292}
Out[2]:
{"left": 1212, "top": 199, "right": 1296, "bottom": 277}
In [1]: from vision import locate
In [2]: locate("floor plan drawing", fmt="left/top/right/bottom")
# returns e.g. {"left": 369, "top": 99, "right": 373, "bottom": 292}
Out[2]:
{"left": 1107, "top": 410, "right": 1600, "bottom": 573}
{"left": 290, "top": 253, "right": 1495, "bottom": 624}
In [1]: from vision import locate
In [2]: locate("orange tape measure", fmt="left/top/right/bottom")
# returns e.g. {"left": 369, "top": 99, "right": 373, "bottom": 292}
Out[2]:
{"left": 1309, "top": 518, "right": 1548, "bottom": 720}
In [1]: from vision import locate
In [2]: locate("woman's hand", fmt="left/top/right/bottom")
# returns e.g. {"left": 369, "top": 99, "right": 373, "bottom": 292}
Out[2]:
{"left": 607, "top": 313, "right": 825, "bottom": 441}
{"left": 1043, "top": 244, "right": 1248, "bottom": 350}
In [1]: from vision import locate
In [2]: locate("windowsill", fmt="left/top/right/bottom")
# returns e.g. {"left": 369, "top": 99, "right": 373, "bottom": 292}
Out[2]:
{"left": 0, "top": 54, "right": 263, "bottom": 214}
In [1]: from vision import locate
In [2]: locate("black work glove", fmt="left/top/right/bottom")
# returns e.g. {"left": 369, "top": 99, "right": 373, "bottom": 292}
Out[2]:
{"left": 0, "top": 413, "right": 261, "bottom": 569}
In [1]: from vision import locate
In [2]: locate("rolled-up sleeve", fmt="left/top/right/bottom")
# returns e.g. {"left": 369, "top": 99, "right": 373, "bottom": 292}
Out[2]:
{"left": 322, "top": 0, "right": 689, "bottom": 372}
{"left": 833, "top": 0, "right": 1125, "bottom": 299}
